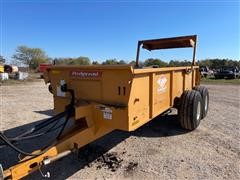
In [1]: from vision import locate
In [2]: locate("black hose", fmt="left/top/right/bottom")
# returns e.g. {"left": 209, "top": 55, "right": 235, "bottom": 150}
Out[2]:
{"left": 0, "top": 132, "right": 55, "bottom": 156}
{"left": 8, "top": 121, "right": 65, "bottom": 142}
{"left": 56, "top": 112, "right": 72, "bottom": 139}
{"left": 0, "top": 115, "right": 65, "bottom": 148}
{"left": 0, "top": 112, "right": 71, "bottom": 156}
{"left": 0, "top": 85, "right": 75, "bottom": 157}
{"left": 10, "top": 110, "right": 68, "bottom": 140}
{"left": 55, "top": 87, "right": 75, "bottom": 139}
{"left": 28, "top": 110, "right": 68, "bottom": 134}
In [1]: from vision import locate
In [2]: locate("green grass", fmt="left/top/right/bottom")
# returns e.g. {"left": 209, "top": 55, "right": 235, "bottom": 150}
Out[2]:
{"left": 201, "top": 77, "right": 240, "bottom": 84}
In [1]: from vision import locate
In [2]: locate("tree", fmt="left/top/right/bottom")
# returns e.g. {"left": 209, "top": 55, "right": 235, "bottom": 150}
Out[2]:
{"left": 102, "top": 59, "right": 127, "bottom": 65}
{"left": 169, "top": 60, "right": 192, "bottom": 67}
{"left": 67, "top": 56, "right": 91, "bottom": 65}
{"left": 0, "top": 55, "right": 5, "bottom": 64}
{"left": 118, "top": 60, "right": 127, "bottom": 64}
{"left": 129, "top": 60, "right": 145, "bottom": 67}
{"left": 143, "top": 58, "right": 168, "bottom": 67}
{"left": 54, "top": 56, "right": 91, "bottom": 65}
{"left": 92, "top": 61, "right": 100, "bottom": 65}
{"left": 129, "top": 60, "right": 136, "bottom": 66}
{"left": 198, "top": 58, "right": 240, "bottom": 69}
{"left": 12, "top": 46, "right": 49, "bottom": 69}
{"left": 102, "top": 59, "right": 119, "bottom": 65}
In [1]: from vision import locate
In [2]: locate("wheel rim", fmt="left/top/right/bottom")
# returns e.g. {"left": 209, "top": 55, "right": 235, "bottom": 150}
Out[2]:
{"left": 197, "top": 101, "right": 201, "bottom": 120}
{"left": 204, "top": 95, "right": 208, "bottom": 111}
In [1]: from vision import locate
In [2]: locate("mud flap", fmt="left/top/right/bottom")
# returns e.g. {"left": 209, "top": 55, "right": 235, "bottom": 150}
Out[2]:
{"left": 0, "top": 164, "right": 3, "bottom": 180}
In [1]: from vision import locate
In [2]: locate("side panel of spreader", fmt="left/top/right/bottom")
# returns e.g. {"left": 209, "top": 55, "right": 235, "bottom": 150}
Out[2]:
{"left": 45, "top": 65, "right": 199, "bottom": 132}
{"left": 127, "top": 66, "right": 199, "bottom": 131}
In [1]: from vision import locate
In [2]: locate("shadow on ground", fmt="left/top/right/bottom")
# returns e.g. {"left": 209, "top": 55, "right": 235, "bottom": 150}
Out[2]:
{"left": 0, "top": 110, "right": 188, "bottom": 180}
{"left": 34, "top": 109, "right": 55, "bottom": 116}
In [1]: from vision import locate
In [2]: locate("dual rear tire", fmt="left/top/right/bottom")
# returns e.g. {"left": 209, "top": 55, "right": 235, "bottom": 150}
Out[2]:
{"left": 178, "top": 86, "right": 209, "bottom": 130}
{"left": 194, "top": 86, "right": 209, "bottom": 119}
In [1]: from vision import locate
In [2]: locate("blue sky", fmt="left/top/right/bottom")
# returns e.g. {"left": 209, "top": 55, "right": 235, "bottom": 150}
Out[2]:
{"left": 0, "top": 0, "right": 239, "bottom": 63}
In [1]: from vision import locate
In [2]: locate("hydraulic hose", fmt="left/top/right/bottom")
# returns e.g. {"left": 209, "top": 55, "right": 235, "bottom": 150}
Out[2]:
{"left": 23, "top": 110, "right": 68, "bottom": 136}
{"left": 0, "top": 112, "right": 71, "bottom": 157}
{"left": 8, "top": 121, "right": 65, "bottom": 142}
{"left": 7, "top": 110, "right": 68, "bottom": 141}
{"left": 0, "top": 132, "right": 54, "bottom": 156}
{"left": 56, "top": 111, "right": 72, "bottom": 139}
{"left": 0, "top": 84, "right": 75, "bottom": 157}
{"left": 0, "top": 112, "right": 67, "bottom": 148}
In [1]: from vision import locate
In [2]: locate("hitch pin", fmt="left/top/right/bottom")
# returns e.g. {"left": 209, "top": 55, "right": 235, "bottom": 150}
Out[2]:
{"left": 39, "top": 150, "right": 71, "bottom": 178}
{"left": 39, "top": 167, "right": 50, "bottom": 178}
{"left": 42, "top": 150, "right": 71, "bottom": 166}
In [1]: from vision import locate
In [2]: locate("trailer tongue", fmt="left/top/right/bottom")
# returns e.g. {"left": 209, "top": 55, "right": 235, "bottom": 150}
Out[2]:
{"left": 0, "top": 35, "right": 209, "bottom": 180}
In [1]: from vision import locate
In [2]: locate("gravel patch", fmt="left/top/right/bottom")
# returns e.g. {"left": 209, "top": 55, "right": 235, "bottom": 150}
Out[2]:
{"left": 0, "top": 81, "right": 239, "bottom": 179}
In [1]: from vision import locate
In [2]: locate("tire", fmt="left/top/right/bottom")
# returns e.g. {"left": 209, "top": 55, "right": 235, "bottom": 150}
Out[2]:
{"left": 215, "top": 75, "right": 222, "bottom": 79}
{"left": 48, "top": 84, "right": 53, "bottom": 94}
{"left": 193, "top": 86, "right": 209, "bottom": 119}
{"left": 178, "top": 90, "right": 203, "bottom": 130}
{"left": 232, "top": 74, "right": 236, "bottom": 79}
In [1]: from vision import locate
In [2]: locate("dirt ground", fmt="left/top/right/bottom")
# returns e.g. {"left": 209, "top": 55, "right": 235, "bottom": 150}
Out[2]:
{"left": 0, "top": 81, "right": 239, "bottom": 180}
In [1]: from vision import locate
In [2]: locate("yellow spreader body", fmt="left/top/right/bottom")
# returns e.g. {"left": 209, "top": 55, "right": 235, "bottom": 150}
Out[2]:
{"left": 2, "top": 35, "right": 202, "bottom": 180}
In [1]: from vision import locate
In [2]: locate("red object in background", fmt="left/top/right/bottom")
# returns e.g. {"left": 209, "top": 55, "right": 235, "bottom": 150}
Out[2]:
{"left": 38, "top": 63, "right": 52, "bottom": 73}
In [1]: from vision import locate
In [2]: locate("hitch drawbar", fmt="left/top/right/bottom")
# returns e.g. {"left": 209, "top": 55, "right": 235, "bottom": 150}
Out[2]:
{"left": 42, "top": 150, "right": 72, "bottom": 165}
{"left": 1, "top": 150, "right": 73, "bottom": 180}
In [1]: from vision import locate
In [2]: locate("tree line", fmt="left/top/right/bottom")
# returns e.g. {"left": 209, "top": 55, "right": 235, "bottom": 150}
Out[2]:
{"left": 1, "top": 45, "right": 239, "bottom": 70}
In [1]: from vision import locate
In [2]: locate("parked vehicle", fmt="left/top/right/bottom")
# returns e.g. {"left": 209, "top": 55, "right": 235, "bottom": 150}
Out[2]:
{"left": 0, "top": 73, "right": 9, "bottom": 81}
{"left": 4, "top": 65, "right": 14, "bottom": 73}
{"left": 11, "top": 66, "right": 18, "bottom": 73}
{"left": 0, "top": 65, "right": 4, "bottom": 73}
{"left": 214, "top": 66, "right": 239, "bottom": 79}
{"left": 38, "top": 63, "right": 53, "bottom": 78}
{"left": 200, "top": 66, "right": 214, "bottom": 77}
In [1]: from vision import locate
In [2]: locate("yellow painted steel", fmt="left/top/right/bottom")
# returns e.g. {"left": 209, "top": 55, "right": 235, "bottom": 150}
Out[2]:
{"left": 2, "top": 65, "right": 200, "bottom": 180}
{"left": 47, "top": 65, "right": 199, "bottom": 131}
{"left": 0, "top": 65, "right": 4, "bottom": 73}
{"left": 2, "top": 35, "right": 200, "bottom": 179}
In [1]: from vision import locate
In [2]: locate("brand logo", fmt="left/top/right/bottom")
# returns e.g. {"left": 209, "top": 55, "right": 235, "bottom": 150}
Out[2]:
{"left": 157, "top": 75, "right": 167, "bottom": 93}
{"left": 70, "top": 70, "right": 102, "bottom": 79}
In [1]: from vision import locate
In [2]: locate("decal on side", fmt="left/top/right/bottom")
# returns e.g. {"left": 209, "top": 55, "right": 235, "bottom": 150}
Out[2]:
{"left": 70, "top": 70, "right": 102, "bottom": 79}
{"left": 103, "top": 108, "right": 112, "bottom": 120}
{"left": 157, "top": 75, "right": 167, "bottom": 93}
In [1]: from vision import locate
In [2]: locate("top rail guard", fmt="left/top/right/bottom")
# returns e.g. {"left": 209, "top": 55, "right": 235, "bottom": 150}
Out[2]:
{"left": 135, "top": 35, "right": 197, "bottom": 67}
